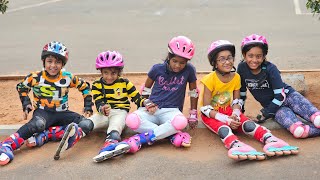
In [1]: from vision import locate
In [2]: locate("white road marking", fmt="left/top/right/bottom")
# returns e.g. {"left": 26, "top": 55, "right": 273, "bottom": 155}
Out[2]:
{"left": 7, "top": 0, "right": 65, "bottom": 13}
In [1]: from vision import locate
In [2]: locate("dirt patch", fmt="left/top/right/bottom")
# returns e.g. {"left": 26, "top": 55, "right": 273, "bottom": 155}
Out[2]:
{"left": 0, "top": 72, "right": 319, "bottom": 125}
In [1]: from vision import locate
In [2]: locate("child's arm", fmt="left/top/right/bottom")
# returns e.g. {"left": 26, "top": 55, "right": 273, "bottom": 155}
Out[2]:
{"left": 200, "top": 85, "right": 240, "bottom": 129}
{"left": 126, "top": 80, "right": 145, "bottom": 108}
{"left": 16, "top": 73, "right": 34, "bottom": 119}
{"left": 141, "top": 77, "right": 154, "bottom": 99}
{"left": 231, "top": 89, "right": 242, "bottom": 121}
{"left": 137, "top": 77, "right": 158, "bottom": 114}
{"left": 237, "top": 63, "right": 247, "bottom": 113}
{"left": 259, "top": 65, "right": 286, "bottom": 121}
{"left": 91, "top": 80, "right": 110, "bottom": 116}
{"left": 71, "top": 75, "right": 93, "bottom": 117}
{"left": 187, "top": 81, "right": 198, "bottom": 129}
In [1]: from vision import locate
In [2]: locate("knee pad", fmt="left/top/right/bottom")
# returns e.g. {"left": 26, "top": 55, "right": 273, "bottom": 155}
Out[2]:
{"left": 171, "top": 115, "right": 188, "bottom": 130}
{"left": 28, "top": 116, "right": 46, "bottom": 133}
{"left": 106, "top": 130, "right": 121, "bottom": 141}
{"left": 242, "top": 120, "right": 257, "bottom": 134}
{"left": 78, "top": 117, "right": 94, "bottom": 135}
{"left": 218, "top": 126, "right": 232, "bottom": 139}
{"left": 126, "top": 113, "right": 141, "bottom": 130}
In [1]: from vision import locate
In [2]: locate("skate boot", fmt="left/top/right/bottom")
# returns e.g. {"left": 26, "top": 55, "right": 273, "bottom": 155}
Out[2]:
{"left": 26, "top": 126, "right": 65, "bottom": 147}
{"left": 289, "top": 122, "right": 309, "bottom": 139}
{"left": 0, "top": 133, "right": 24, "bottom": 166}
{"left": 54, "top": 123, "right": 83, "bottom": 160}
{"left": 170, "top": 132, "right": 191, "bottom": 148}
{"left": 228, "top": 140, "right": 266, "bottom": 161}
{"left": 262, "top": 133, "right": 299, "bottom": 157}
{"left": 93, "top": 139, "right": 130, "bottom": 163}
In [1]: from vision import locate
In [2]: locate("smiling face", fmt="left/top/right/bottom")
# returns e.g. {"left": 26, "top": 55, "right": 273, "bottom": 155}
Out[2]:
{"left": 243, "top": 46, "right": 265, "bottom": 73}
{"left": 215, "top": 50, "right": 234, "bottom": 73}
{"left": 168, "top": 55, "right": 188, "bottom": 73}
{"left": 44, "top": 55, "right": 63, "bottom": 76}
{"left": 101, "top": 67, "right": 120, "bottom": 84}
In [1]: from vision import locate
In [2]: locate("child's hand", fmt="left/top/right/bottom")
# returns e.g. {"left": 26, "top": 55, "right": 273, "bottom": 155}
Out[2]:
{"left": 228, "top": 116, "right": 241, "bottom": 130}
{"left": 100, "top": 104, "right": 111, "bottom": 116}
{"left": 23, "top": 104, "right": 33, "bottom": 120}
{"left": 83, "top": 110, "right": 93, "bottom": 118}
{"left": 144, "top": 99, "right": 158, "bottom": 115}
{"left": 188, "top": 109, "right": 198, "bottom": 129}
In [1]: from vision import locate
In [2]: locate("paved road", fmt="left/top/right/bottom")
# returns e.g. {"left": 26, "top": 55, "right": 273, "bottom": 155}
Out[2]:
{"left": 1, "top": 129, "right": 320, "bottom": 179}
{"left": 0, "top": 0, "right": 319, "bottom": 76}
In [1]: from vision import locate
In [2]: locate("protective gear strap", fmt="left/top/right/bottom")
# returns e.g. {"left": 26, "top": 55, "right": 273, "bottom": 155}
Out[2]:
{"left": 231, "top": 99, "right": 244, "bottom": 109}
{"left": 240, "top": 91, "right": 247, "bottom": 97}
{"left": 188, "top": 88, "right": 199, "bottom": 98}
{"left": 189, "top": 109, "right": 198, "bottom": 120}
{"left": 83, "top": 95, "right": 93, "bottom": 112}
{"left": 200, "top": 105, "right": 214, "bottom": 118}
{"left": 215, "top": 112, "right": 231, "bottom": 125}
{"left": 143, "top": 99, "right": 157, "bottom": 110}
{"left": 272, "top": 88, "right": 287, "bottom": 106}
{"left": 141, "top": 85, "right": 152, "bottom": 96}
{"left": 232, "top": 109, "right": 241, "bottom": 119}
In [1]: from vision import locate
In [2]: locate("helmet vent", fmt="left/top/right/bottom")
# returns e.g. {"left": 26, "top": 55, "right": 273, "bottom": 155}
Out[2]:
{"left": 182, "top": 46, "right": 186, "bottom": 52}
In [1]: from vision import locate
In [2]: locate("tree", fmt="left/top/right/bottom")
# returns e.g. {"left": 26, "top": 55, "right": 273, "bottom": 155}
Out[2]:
{"left": 0, "top": 0, "right": 9, "bottom": 14}
{"left": 306, "top": 0, "right": 320, "bottom": 14}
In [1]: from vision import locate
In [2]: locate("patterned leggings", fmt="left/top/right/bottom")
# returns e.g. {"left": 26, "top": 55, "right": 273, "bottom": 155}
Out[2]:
{"left": 275, "top": 91, "right": 320, "bottom": 137}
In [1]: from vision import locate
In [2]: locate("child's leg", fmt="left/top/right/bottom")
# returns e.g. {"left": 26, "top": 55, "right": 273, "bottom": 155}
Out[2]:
{"left": 153, "top": 108, "right": 191, "bottom": 147}
{"left": 126, "top": 108, "right": 159, "bottom": 133}
{"left": 106, "top": 109, "right": 127, "bottom": 138}
{"left": 0, "top": 133, "right": 24, "bottom": 166}
{"left": 201, "top": 114, "right": 265, "bottom": 161}
{"left": 240, "top": 115, "right": 299, "bottom": 157}
{"left": 93, "top": 130, "right": 156, "bottom": 162}
{"left": 54, "top": 111, "right": 94, "bottom": 160}
{"left": 93, "top": 110, "right": 128, "bottom": 162}
{"left": 0, "top": 109, "right": 54, "bottom": 165}
{"left": 89, "top": 113, "right": 109, "bottom": 131}
{"left": 26, "top": 126, "right": 65, "bottom": 147}
{"left": 275, "top": 106, "right": 320, "bottom": 138}
{"left": 284, "top": 91, "right": 320, "bottom": 128}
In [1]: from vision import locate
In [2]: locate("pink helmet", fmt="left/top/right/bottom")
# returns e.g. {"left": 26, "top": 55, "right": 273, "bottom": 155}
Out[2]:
{"left": 168, "top": 36, "right": 195, "bottom": 60}
{"left": 207, "top": 40, "right": 235, "bottom": 66}
{"left": 95, "top": 51, "right": 124, "bottom": 69}
{"left": 241, "top": 34, "right": 268, "bottom": 54}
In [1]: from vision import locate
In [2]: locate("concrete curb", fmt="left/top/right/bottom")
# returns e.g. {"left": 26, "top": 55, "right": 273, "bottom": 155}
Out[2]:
{"left": 0, "top": 120, "right": 282, "bottom": 136}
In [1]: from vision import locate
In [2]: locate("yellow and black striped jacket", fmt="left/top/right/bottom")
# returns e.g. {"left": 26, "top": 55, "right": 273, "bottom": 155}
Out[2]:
{"left": 92, "top": 77, "right": 145, "bottom": 112}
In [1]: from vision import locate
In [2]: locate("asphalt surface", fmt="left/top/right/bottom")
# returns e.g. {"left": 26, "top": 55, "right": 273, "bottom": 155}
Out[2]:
{"left": 1, "top": 129, "right": 320, "bottom": 180}
{"left": 0, "top": 0, "right": 319, "bottom": 76}
{"left": 1, "top": 1, "right": 320, "bottom": 179}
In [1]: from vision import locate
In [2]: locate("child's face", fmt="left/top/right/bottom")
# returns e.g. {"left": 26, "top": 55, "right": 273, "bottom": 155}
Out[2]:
{"left": 44, "top": 55, "right": 63, "bottom": 76}
{"left": 101, "top": 68, "right": 120, "bottom": 84}
{"left": 243, "top": 46, "right": 264, "bottom": 70}
{"left": 215, "top": 50, "right": 234, "bottom": 73}
{"left": 168, "top": 56, "right": 188, "bottom": 73}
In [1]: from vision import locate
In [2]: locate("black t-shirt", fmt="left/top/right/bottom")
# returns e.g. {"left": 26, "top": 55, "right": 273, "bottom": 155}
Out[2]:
{"left": 237, "top": 61, "right": 295, "bottom": 115}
